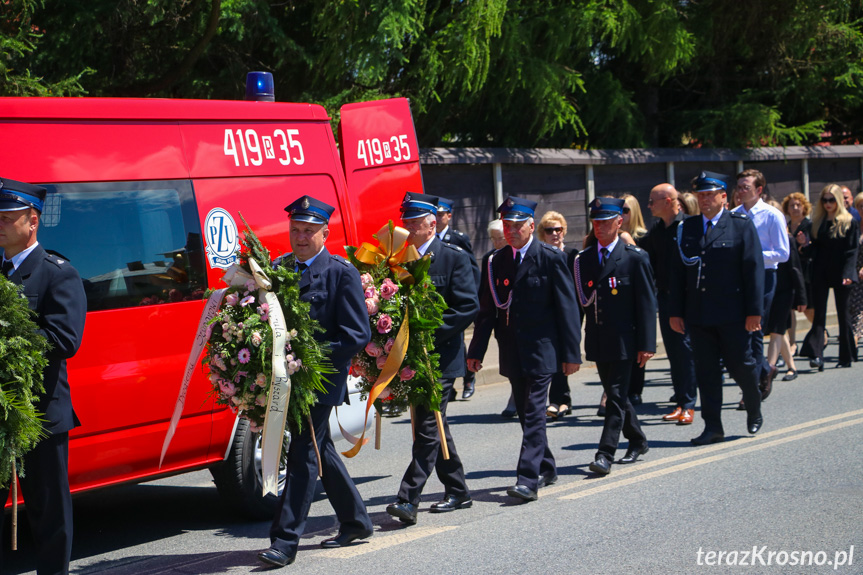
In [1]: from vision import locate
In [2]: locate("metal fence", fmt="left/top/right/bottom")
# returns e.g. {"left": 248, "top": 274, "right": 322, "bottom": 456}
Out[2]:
{"left": 420, "top": 146, "right": 863, "bottom": 256}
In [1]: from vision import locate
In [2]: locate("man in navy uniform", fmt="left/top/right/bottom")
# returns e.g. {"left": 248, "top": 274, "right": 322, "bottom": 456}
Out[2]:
{"left": 259, "top": 195, "right": 374, "bottom": 568}
{"left": 669, "top": 172, "right": 766, "bottom": 446}
{"left": 467, "top": 196, "right": 581, "bottom": 502}
{"left": 385, "top": 192, "right": 478, "bottom": 525}
{"left": 575, "top": 197, "right": 656, "bottom": 475}
{"left": 436, "top": 196, "right": 480, "bottom": 400}
{"left": 0, "top": 177, "right": 87, "bottom": 575}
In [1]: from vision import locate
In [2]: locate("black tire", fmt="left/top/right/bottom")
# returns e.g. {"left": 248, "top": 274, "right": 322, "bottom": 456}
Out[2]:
{"left": 209, "top": 418, "right": 287, "bottom": 520}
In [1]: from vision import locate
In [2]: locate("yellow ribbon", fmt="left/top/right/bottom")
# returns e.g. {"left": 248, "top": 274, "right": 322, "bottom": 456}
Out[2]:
{"left": 342, "top": 305, "right": 410, "bottom": 457}
{"left": 354, "top": 223, "right": 421, "bottom": 283}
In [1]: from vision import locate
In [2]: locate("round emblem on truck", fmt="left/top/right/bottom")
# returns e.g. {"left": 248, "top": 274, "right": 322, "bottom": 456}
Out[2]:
{"left": 204, "top": 207, "right": 240, "bottom": 269}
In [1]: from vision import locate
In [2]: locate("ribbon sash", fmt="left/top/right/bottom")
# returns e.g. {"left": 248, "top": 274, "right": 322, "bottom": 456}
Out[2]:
{"left": 342, "top": 307, "right": 410, "bottom": 457}
{"left": 159, "top": 287, "right": 227, "bottom": 468}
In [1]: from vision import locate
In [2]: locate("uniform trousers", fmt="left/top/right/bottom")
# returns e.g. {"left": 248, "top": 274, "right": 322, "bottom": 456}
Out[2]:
{"left": 658, "top": 291, "right": 697, "bottom": 410}
{"left": 595, "top": 361, "right": 647, "bottom": 460}
{"left": 0, "top": 432, "right": 72, "bottom": 575}
{"left": 509, "top": 373, "right": 556, "bottom": 491}
{"left": 269, "top": 403, "right": 372, "bottom": 556}
{"left": 397, "top": 378, "right": 469, "bottom": 504}
{"left": 689, "top": 322, "right": 762, "bottom": 435}
{"left": 802, "top": 282, "right": 857, "bottom": 364}
{"left": 547, "top": 372, "right": 572, "bottom": 407}
{"left": 752, "top": 269, "right": 777, "bottom": 378}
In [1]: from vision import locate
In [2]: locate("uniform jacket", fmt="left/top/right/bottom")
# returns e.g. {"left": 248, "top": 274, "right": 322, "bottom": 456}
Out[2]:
{"left": 468, "top": 239, "right": 582, "bottom": 377}
{"left": 5, "top": 244, "right": 86, "bottom": 435}
{"left": 439, "top": 227, "right": 480, "bottom": 286}
{"left": 439, "top": 227, "right": 473, "bottom": 254}
{"left": 277, "top": 248, "right": 371, "bottom": 406}
{"left": 426, "top": 237, "right": 479, "bottom": 377}
{"left": 669, "top": 210, "right": 765, "bottom": 326}
{"left": 576, "top": 242, "right": 657, "bottom": 362}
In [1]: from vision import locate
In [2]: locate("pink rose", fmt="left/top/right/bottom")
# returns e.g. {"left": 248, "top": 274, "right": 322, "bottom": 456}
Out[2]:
{"left": 379, "top": 278, "right": 399, "bottom": 300}
{"left": 376, "top": 354, "right": 389, "bottom": 369}
{"left": 365, "top": 341, "right": 383, "bottom": 357}
{"left": 364, "top": 286, "right": 377, "bottom": 299}
{"left": 384, "top": 338, "right": 395, "bottom": 354}
{"left": 360, "top": 273, "right": 374, "bottom": 289}
{"left": 251, "top": 331, "right": 263, "bottom": 347}
{"left": 365, "top": 296, "right": 380, "bottom": 315}
{"left": 225, "top": 292, "right": 239, "bottom": 306}
{"left": 399, "top": 366, "right": 416, "bottom": 381}
{"left": 257, "top": 302, "right": 270, "bottom": 321}
{"left": 219, "top": 381, "right": 237, "bottom": 396}
{"left": 376, "top": 314, "right": 393, "bottom": 334}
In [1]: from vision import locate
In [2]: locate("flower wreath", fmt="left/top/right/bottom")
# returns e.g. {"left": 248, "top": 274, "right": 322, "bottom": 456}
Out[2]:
{"left": 0, "top": 276, "right": 49, "bottom": 489}
{"left": 345, "top": 221, "right": 448, "bottom": 454}
{"left": 203, "top": 219, "right": 334, "bottom": 439}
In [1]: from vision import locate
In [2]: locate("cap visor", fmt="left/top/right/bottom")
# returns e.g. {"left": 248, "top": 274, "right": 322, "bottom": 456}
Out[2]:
{"left": 400, "top": 210, "right": 431, "bottom": 219}
{"left": 501, "top": 212, "right": 531, "bottom": 221}
{"left": 0, "top": 200, "right": 30, "bottom": 212}
{"left": 290, "top": 213, "right": 327, "bottom": 224}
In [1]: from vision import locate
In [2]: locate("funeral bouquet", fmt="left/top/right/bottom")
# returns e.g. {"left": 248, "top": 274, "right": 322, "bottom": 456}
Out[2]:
{"left": 203, "top": 219, "right": 334, "bottom": 436}
{"left": 346, "top": 222, "right": 447, "bottom": 446}
{"left": 0, "top": 275, "right": 49, "bottom": 489}
{"left": 162, "top": 217, "right": 334, "bottom": 492}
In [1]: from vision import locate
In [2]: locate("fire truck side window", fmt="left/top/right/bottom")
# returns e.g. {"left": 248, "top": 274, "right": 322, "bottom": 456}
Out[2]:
{"left": 38, "top": 181, "right": 206, "bottom": 311}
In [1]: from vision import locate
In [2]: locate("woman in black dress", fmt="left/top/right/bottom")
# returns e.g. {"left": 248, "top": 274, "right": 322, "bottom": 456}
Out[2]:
{"left": 782, "top": 192, "right": 813, "bottom": 353}
{"left": 797, "top": 184, "right": 859, "bottom": 369}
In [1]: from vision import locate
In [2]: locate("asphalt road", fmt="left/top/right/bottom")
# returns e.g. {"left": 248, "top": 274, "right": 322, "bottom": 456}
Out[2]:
{"left": 5, "top": 347, "right": 863, "bottom": 574}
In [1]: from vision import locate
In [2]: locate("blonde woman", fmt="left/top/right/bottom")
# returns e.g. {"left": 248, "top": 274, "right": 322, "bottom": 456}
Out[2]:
{"left": 850, "top": 193, "right": 863, "bottom": 342}
{"left": 797, "top": 184, "right": 860, "bottom": 369}
{"left": 538, "top": 210, "right": 574, "bottom": 419}
{"left": 621, "top": 194, "right": 648, "bottom": 245}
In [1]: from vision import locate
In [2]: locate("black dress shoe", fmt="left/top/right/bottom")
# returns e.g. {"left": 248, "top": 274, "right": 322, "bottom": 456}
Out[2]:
{"left": 462, "top": 381, "right": 475, "bottom": 399}
{"left": 736, "top": 400, "right": 746, "bottom": 411}
{"left": 589, "top": 454, "right": 612, "bottom": 475}
{"left": 619, "top": 444, "right": 649, "bottom": 464}
{"left": 386, "top": 500, "right": 418, "bottom": 524}
{"left": 429, "top": 494, "right": 472, "bottom": 513}
{"left": 506, "top": 484, "right": 538, "bottom": 501}
{"left": 782, "top": 370, "right": 798, "bottom": 381}
{"left": 320, "top": 527, "right": 374, "bottom": 548}
{"left": 836, "top": 362, "right": 852, "bottom": 368}
{"left": 629, "top": 394, "right": 642, "bottom": 406}
{"left": 691, "top": 430, "right": 725, "bottom": 445}
{"left": 258, "top": 547, "right": 295, "bottom": 567}
{"left": 537, "top": 472, "right": 558, "bottom": 488}
{"left": 810, "top": 357, "right": 824, "bottom": 371}
{"left": 596, "top": 405, "right": 606, "bottom": 417}
{"left": 760, "top": 365, "right": 777, "bottom": 400}
{"left": 747, "top": 416, "right": 763, "bottom": 435}
{"left": 500, "top": 408, "right": 517, "bottom": 419}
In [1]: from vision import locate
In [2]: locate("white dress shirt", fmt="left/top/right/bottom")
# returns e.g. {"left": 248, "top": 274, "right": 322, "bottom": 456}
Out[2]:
{"left": 732, "top": 199, "right": 790, "bottom": 269}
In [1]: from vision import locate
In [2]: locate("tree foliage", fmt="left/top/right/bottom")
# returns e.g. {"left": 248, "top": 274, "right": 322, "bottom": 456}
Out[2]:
{"left": 2, "top": 0, "right": 862, "bottom": 148}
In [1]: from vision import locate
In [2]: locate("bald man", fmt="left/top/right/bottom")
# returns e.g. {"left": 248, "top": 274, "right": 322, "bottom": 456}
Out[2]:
{"left": 841, "top": 186, "right": 861, "bottom": 223}
{"left": 641, "top": 184, "right": 698, "bottom": 425}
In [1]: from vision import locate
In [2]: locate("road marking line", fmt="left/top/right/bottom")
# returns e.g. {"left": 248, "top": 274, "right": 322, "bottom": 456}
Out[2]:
{"left": 559, "top": 415, "right": 863, "bottom": 501}
{"left": 311, "top": 526, "right": 458, "bottom": 558}
{"left": 542, "top": 408, "right": 863, "bottom": 496}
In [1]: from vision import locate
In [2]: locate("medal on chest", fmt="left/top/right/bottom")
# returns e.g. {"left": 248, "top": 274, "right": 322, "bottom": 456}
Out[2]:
{"left": 609, "top": 277, "right": 618, "bottom": 295}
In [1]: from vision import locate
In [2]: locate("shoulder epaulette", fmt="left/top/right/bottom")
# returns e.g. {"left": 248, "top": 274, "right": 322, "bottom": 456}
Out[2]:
{"left": 330, "top": 254, "right": 350, "bottom": 266}
{"left": 729, "top": 211, "right": 749, "bottom": 220}
{"left": 625, "top": 244, "right": 644, "bottom": 253}
{"left": 441, "top": 242, "right": 463, "bottom": 252}
{"left": 540, "top": 243, "right": 559, "bottom": 252}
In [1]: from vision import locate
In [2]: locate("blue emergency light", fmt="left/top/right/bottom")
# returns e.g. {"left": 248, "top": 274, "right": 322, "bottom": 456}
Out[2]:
{"left": 245, "top": 71, "right": 275, "bottom": 102}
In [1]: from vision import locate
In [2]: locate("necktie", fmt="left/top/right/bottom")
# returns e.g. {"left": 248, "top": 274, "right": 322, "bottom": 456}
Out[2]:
{"left": 705, "top": 220, "right": 713, "bottom": 237}
{"left": 297, "top": 262, "right": 308, "bottom": 274}
{"left": 600, "top": 247, "right": 609, "bottom": 266}
{"left": 514, "top": 251, "right": 521, "bottom": 266}
{"left": 1, "top": 259, "right": 13, "bottom": 278}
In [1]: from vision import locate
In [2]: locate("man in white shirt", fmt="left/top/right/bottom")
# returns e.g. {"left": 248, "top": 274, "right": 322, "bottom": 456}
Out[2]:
{"left": 732, "top": 169, "right": 789, "bottom": 403}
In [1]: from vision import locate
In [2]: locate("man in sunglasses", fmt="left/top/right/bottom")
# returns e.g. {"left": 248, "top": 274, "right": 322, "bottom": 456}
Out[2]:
{"left": 669, "top": 171, "right": 765, "bottom": 446}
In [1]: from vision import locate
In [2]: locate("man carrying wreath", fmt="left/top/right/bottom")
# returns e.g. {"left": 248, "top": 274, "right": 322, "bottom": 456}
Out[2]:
{"left": 259, "top": 195, "right": 374, "bottom": 568}
{"left": 0, "top": 177, "right": 87, "bottom": 575}
{"left": 467, "top": 197, "right": 582, "bottom": 502}
{"left": 385, "top": 192, "right": 478, "bottom": 525}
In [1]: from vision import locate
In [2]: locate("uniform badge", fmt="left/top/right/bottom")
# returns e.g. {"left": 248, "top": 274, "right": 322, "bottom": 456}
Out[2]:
{"left": 609, "top": 277, "right": 618, "bottom": 295}
{"left": 507, "top": 198, "right": 514, "bottom": 207}
{"left": 503, "top": 279, "right": 510, "bottom": 286}
{"left": 301, "top": 197, "right": 310, "bottom": 209}
{"left": 591, "top": 198, "right": 602, "bottom": 208}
